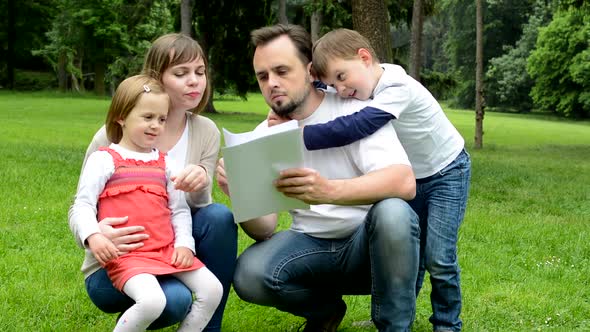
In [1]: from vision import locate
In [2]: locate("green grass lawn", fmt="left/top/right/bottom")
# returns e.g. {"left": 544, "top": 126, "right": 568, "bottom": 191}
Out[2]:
{"left": 1, "top": 91, "right": 589, "bottom": 331}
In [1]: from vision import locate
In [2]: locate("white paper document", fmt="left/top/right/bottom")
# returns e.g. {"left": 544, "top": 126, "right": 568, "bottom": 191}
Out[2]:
{"left": 222, "top": 120, "right": 310, "bottom": 223}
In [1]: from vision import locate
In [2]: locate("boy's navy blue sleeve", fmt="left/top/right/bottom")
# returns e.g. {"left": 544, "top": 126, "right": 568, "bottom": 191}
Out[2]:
{"left": 303, "top": 106, "right": 395, "bottom": 150}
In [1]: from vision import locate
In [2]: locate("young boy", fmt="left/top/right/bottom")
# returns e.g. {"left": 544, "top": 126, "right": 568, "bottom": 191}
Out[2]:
{"left": 303, "top": 28, "right": 471, "bottom": 331}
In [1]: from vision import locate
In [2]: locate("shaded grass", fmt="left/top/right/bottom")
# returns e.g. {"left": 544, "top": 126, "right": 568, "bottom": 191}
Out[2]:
{"left": 1, "top": 92, "right": 589, "bottom": 331}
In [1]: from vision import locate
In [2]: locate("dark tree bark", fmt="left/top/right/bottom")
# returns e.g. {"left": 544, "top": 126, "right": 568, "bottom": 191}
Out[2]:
{"left": 310, "top": 0, "right": 323, "bottom": 43}
{"left": 181, "top": 0, "right": 194, "bottom": 36}
{"left": 7, "top": 0, "right": 16, "bottom": 89}
{"left": 278, "top": 0, "right": 288, "bottom": 24}
{"left": 94, "top": 61, "right": 106, "bottom": 95}
{"left": 475, "top": 0, "right": 485, "bottom": 149}
{"left": 57, "top": 52, "right": 68, "bottom": 92}
{"left": 409, "top": 0, "right": 424, "bottom": 81}
{"left": 351, "top": 0, "right": 392, "bottom": 63}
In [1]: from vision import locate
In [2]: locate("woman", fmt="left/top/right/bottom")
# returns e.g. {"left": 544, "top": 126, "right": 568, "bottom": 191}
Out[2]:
{"left": 69, "top": 33, "right": 236, "bottom": 331}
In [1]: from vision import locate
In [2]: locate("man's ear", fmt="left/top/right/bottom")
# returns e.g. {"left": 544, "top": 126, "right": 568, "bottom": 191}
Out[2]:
{"left": 307, "top": 62, "right": 317, "bottom": 82}
{"left": 357, "top": 48, "right": 373, "bottom": 66}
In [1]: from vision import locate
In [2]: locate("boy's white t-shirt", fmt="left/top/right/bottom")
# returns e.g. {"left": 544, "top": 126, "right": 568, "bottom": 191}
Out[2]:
{"left": 368, "top": 64, "right": 464, "bottom": 179}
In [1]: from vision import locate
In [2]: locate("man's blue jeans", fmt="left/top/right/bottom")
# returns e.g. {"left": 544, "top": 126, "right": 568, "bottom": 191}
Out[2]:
{"left": 233, "top": 198, "right": 420, "bottom": 332}
{"left": 409, "top": 149, "right": 471, "bottom": 332}
{"left": 85, "top": 203, "right": 236, "bottom": 331}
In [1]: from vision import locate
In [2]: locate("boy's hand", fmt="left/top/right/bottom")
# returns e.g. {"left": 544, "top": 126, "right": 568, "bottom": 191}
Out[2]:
{"left": 87, "top": 233, "right": 119, "bottom": 265}
{"left": 171, "top": 247, "right": 194, "bottom": 268}
{"left": 267, "top": 110, "right": 291, "bottom": 127}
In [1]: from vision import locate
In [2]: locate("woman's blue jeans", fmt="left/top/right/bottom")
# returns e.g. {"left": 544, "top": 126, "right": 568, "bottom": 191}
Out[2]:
{"left": 409, "top": 149, "right": 471, "bottom": 332}
{"left": 85, "top": 203, "right": 237, "bottom": 331}
{"left": 233, "top": 198, "right": 420, "bottom": 332}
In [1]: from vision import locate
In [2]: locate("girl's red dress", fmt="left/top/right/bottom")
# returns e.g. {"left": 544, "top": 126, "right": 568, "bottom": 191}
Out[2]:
{"left": 97, "top": 147, "right": 203, "bottom": 291}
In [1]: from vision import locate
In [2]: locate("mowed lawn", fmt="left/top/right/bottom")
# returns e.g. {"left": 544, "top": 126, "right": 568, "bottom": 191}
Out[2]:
{"left": 0, "top": 91, "right": 589, "bottom": 331}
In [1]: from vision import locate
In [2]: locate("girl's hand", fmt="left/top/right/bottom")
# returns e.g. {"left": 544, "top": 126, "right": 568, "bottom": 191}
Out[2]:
{"left": 171, "top": 247, "right": 194, "bottom": 268}
{"left": 171, "top": 164, "right": 208, "bottom": 193}
{"left": 98, "top": 216, "right": 147, "bottom": 254}
{"left": 87, "top": 233, "right": 119, "bottom": 265}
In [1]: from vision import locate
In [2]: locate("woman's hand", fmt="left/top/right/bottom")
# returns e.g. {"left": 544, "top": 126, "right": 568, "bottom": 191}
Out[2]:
{"left": 216, "top": 158, "right": 230, "bottom": 196}
{"left": 171, "top": 164, "right": 209, "bottom": 193}
{"left": 98, "top": 216, "right": 148, "bottom": 254}
{"left": 171, "top": 247, "right": 194, "bottom": 268}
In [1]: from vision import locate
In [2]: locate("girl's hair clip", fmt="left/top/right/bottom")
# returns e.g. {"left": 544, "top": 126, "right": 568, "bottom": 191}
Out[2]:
{"left": 143, "top": 85, "right": 151, "bottom": 93}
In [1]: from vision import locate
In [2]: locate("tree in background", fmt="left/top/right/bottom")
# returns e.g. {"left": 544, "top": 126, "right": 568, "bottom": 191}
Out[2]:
{"left": 180, "top": 0, "right": 195, "bottom": 36}
{"left": 475, "top": 0, "right": 484, "bottom": 149}
{"left": 442, "top": 0, "right": 536, "bottom": 108}
{"left": 194, "top": 0, "right": 270, "bottom": 107}
{"left": 485, "top": 0, "right": 554, "bottom": 112}
{"left": 527, "top": 2, "right": 589, "bottom": 118}
{"left": 352, "top": 0, "right": 392, "bottom": 62}
{"left": 35, "top": 0, "right": 174, "bottom": 95}
{"left": 0, "top": 0, "right": 56, "bottom": 90}
{"left": 409, "top": 0, "right": 424, "bottom": 80}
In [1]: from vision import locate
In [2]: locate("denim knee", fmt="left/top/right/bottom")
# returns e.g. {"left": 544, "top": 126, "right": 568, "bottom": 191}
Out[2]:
{"left": 233, "top": 246, "right": 273, "bottom": 305}
{"left": 193, "top": 203, "right": 235, "bottom": 235}
{"left": 368, "top": 198, "right": 420, "bottom": 238}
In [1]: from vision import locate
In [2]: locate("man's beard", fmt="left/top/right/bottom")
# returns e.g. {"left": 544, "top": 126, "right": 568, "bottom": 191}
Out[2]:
{"left": 271, "top": 81, "right": 311, "bottom": 118}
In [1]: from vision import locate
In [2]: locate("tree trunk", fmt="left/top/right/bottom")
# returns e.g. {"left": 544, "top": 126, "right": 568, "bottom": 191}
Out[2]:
{"left": 409, "top": 0, "right": 424, "bottom": 81}
{"left": 198, "top": 31, "right": 217, "bottom": 114}
{"left": 351, "top": 0, "right": 392, "bottom": 63}
{"left": 474, "top": 0, "right": 484, "bottom": 149}
{"left": 181, "top": 0, "right": 194, "bottom": 36}
{"left": 57, "top": 52, "right": 68, "bottom": 92}
{"left": 310, "top": 0, "right": 323, "bottom": 43}
{"left": 6, "top": 0, "right": 16, "bottom": 89}
{"left": 278, "top": 0, "right": 288, "bottom": 24}
{"left": 94, "top": 61, "right": 106, "bottom": 96}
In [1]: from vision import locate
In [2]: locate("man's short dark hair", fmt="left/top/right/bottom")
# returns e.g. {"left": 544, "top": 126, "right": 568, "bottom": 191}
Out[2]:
{"left": 250, "top": 24, "right": 312, "bottom": 67}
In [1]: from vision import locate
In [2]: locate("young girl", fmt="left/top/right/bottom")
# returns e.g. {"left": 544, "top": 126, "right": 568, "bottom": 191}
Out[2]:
{"left": 69, "top": 33, "right": 236, "bottom": 331}
{"left": 73, "top": 75, "right": 222, "bottom": 332}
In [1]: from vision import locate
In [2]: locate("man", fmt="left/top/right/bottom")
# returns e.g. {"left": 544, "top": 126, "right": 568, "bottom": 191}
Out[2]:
{"left": 217, "top": 24, "right": 420, "bottom": 332}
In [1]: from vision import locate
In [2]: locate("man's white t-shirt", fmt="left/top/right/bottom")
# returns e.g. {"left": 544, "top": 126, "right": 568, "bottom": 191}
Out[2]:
{"left": 257, "top": 91, "right": 411, "bottom": 239}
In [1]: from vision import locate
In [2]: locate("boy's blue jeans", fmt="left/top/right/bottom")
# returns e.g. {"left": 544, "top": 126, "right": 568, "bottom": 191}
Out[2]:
{"left": 85, "top": 203, "right": 236, "bottom": 331}
{"left": 409, "top": 149, "right": 471, "bottom": 332}
{"left": 233, "top": 198, "right": 420, "bottom": 332}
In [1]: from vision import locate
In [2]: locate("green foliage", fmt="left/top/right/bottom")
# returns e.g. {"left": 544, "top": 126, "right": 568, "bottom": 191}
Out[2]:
{"left": 420, "top": 69, "right": 457, "bottom": 100}
{"left": 527, "top": 5, "right": 590, "bottom": 118}
{"left": 194, "top": 0, "right": 271, "bottom": 99}
{"left": 441, "top": 0, "right": 536, "bottom": 108}
{"left": 12, "top": 70, "right": 58, "bottom": 91}
{"left": 34, "top": 0, "right": 175, "bottom": 92}
{"left": 485, "top": 0, "right": 554, "bottom": 111}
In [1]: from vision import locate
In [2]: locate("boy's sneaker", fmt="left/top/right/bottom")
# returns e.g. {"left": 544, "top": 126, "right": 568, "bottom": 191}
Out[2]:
{"left": 300, "top": 299, "right": 347, "bottom": 332}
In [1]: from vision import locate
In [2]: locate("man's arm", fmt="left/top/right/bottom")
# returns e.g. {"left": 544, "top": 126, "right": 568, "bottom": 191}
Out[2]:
{"left": 275, "top": 164, "right": 415, "bottom": 205}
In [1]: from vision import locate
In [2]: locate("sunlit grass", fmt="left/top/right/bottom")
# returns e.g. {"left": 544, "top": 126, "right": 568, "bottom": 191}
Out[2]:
{"left": 1, "top": 91, "right": 589, "bottom": 331}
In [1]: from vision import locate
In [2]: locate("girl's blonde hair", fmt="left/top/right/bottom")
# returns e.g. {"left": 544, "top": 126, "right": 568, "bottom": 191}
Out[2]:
{"left": 105, "top": 75, "right": 167, "bottom": 143}
{"left": 312, "top": 28, "right": 379, "bottom": 79}
{"left": 142, "top": 33, "right": 211, "bottom": 114}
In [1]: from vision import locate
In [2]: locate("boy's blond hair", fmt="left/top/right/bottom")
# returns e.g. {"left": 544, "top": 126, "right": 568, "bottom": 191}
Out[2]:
{"left": 105, "top": 75, "right": 168, "bottom": 143}
{"left": 312, "top": 28, "right": 379, "bottom": 79}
